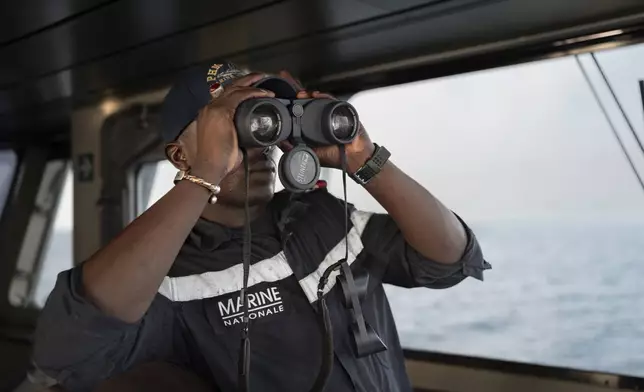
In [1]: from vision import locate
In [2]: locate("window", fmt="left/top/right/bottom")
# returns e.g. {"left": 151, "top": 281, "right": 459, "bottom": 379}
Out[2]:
{"left": 322, "top": 47, "right": 644, "bottom": 376}
{"left": 32, "top": 167, "right": 73, "bottom": 308}
{"left": 8, "top": 162, "right": 73, "bottom": 308}
{"left": 0, "top": 150, "right": 17, "bottom": 215}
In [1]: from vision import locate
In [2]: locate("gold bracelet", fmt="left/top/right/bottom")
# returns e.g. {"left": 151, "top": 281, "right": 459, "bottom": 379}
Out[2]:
{"left": 174, "top": 170, "right": 221, "bottom": 204}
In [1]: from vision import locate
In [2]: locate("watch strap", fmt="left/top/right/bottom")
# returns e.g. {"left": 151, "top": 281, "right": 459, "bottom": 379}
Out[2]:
{"left": 349, "top": 144, "right": 390, "bottom": 185}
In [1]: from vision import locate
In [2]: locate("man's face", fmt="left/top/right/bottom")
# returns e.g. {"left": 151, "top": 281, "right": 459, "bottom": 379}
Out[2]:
{"left": 166, "top": 121, "right": 279, "bottom": 208}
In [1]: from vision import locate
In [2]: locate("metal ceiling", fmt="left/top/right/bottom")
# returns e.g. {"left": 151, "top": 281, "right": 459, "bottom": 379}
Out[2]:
{"left": 1, "top": 0, "right": 644, "bottom": 143}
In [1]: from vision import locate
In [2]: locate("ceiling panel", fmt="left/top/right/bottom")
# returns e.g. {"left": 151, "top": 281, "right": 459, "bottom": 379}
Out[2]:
{"left": 1, "top": 0, "right": 644, "bottom": 141}
{"left": 0, "top": 0, "right": 389, "bottom": 114}
{"left": 356, "top": 0, "right": 448, "bottom": 11}
{"left": 0, "top": 0, "right": 282, "bottom": 87}
{"left": 303, "top": 0, "right": 644, "bottom": 78}
{"left": 0, "top": 0, "right": 112, "bottom": 45}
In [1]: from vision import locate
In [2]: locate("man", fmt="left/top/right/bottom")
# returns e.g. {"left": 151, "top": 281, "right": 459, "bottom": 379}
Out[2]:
{"left": 32, "top": 62, "right": 490, "bottom": 392}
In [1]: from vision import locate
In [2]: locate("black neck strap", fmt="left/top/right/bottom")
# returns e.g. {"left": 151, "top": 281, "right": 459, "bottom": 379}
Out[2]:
{"left": 238, "top": 149, "right": 251, "bottom": 391}
{"left": 237, "top": 145, "right": 385, "bottom": 392}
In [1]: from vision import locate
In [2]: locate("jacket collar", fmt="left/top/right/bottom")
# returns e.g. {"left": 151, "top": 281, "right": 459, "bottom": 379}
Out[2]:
{"left": 187, "top": 190, "right": 312, "bottom": 252}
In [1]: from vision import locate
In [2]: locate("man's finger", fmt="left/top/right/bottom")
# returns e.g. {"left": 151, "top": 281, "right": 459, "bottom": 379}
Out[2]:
{"left": 278, "top": 140, "right": 294, "bottom": 153}
{"left": 231, "top": 149, "right": 245, "bottom": 172}
{"left": 205, "top": 86, "right": 272, "bottom": 110}
{"left": 205, "top": 83, "right": 245, "bottom": 103}
{"left": 227, "top": 87, "right": 275, "bottom": 106}
{"left": 311, "top": 91, "right": 335, "bottom": 99}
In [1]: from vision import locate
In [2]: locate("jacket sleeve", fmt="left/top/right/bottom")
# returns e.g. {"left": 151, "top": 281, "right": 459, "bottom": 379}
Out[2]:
{"left": 359, "top": 210, "right": 491, "bottom": 289}
{"left": 32, "top": 264, "right": 184, "bottom": 392}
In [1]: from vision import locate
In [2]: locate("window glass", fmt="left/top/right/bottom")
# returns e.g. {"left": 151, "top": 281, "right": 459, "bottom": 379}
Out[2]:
{"left": 31, "top": 167, "right": 74, "bottom": 307}
{"left": 0, "top": 150, "right": 17, "bottom": 215}
{"left": 322, "top": 51, "right": 644, "bottom": 376}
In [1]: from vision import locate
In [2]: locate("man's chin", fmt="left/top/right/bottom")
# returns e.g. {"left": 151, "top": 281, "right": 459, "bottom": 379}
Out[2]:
{"left": 238, "top": 185, "right": 276, "bottom": 207}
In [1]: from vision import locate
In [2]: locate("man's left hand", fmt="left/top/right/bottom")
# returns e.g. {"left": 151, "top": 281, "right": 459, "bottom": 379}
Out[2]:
{"left": 278, "top": 70, "right": 375, "bottom": 173}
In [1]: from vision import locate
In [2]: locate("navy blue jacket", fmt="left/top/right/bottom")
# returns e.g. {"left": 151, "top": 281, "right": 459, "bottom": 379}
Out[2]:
{"left": 33, "top": 188, "right": 489, "bottom": 392}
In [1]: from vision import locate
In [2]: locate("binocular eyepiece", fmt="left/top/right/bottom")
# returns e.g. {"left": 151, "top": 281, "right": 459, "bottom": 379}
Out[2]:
{"left": 235, "top": 77, "right": 360, "bottom": 148}
{"left": 233, "top": 77, "right": 360, "bottom": 192}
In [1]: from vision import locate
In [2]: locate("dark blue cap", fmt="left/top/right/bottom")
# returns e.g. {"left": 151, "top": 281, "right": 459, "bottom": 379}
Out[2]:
{"left": 160, "top": 62, "right": 248, "bottom": 143}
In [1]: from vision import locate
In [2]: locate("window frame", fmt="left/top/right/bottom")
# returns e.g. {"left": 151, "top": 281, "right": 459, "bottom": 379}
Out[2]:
{"left": 99, "top": 103, "right": 165, "bottom": 246}
{"left": 0, "top": 149, "right": 19, "bottom": 224}
{"left": 24, "top": 163, "right": 74, "bottom": 309}
{"left": 0, "top": 144, "right": 69, "bottom": 325}
{"left": 8, "top": 160, "right": 70, "bottom": 309}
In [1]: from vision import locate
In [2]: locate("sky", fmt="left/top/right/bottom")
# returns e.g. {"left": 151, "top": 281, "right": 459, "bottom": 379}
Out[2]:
{"left": 33, "top": 42, "right": 644, "bottom": 230}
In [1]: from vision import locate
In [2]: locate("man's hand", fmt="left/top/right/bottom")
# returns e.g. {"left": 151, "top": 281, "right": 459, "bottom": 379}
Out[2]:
{"left": 277, "top": 71, "right": 375, "bottom": 174}
{"left": 192, "top": 73, "right": 274, "bottom": 183}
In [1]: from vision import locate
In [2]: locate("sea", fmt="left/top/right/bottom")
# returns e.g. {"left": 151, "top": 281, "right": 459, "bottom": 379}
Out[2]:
{"left": 37, "top": 220, "right": 644, "bottom": 378}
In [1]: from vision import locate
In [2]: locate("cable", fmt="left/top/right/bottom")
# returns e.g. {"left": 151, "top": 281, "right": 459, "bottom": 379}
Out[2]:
{"left": 575, "top": 55, "right": 644, "bottom": 194}
{"left": 590, "top": 53, "right": 644, "bottom": 157}
{"left": 339, "top": 144, "right": 350, "bottom": 278}
{"left": 309, "top": 145, "right": 351, "bottom": 392}
{"left": 238, "top": 149, "right": 252, "bottom": 392}
{"left": 237, "top": 146, "right": 351, "bottom": 392}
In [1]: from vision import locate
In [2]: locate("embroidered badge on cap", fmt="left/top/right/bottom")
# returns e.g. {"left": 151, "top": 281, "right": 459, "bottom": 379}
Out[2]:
{"left": 206, "top": 62, "right": 247, "bottom": 89}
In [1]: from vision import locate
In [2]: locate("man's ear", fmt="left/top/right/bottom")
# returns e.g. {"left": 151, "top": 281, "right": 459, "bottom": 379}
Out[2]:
{"left": 165, "top": 143, "right": 190, "bottom": 171}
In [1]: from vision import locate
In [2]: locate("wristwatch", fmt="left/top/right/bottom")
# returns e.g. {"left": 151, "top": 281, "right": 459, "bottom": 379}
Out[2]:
{"left": 349, "top": 144, "right": 391, "bottom": 186}
{"left": 174, "top": 170, "right": 221, "bottom": 204}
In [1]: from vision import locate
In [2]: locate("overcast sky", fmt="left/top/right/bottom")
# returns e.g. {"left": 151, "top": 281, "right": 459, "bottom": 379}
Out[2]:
{"left": 46, "top": 44, "right": 644, "bottom": 229}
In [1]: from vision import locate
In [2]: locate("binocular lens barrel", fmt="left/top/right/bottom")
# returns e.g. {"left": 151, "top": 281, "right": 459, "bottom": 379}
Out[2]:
{"left": 235, "top": 99, "right": 291, "bottom": 147}
{"left": 233, "top": 77, "right": 359, "bottom": 149}
{"left": 249, "top": 104, "right": 281, "bottom": 144}
{"left": 329, "top": 104, "right": 358, "bottom": 142}
{"left": 236, "top": 99, "right": 359, "bottom": 147}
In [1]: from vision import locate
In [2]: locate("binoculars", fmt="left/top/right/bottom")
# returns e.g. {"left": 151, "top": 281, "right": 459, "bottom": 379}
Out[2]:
{"left": 234, "top": 77, "right": 360, "bottom": 192}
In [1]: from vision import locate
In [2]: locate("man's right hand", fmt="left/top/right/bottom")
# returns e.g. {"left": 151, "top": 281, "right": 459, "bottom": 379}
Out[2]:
{"left": 192, "top": 72, "right": 274, "bottom": 183}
